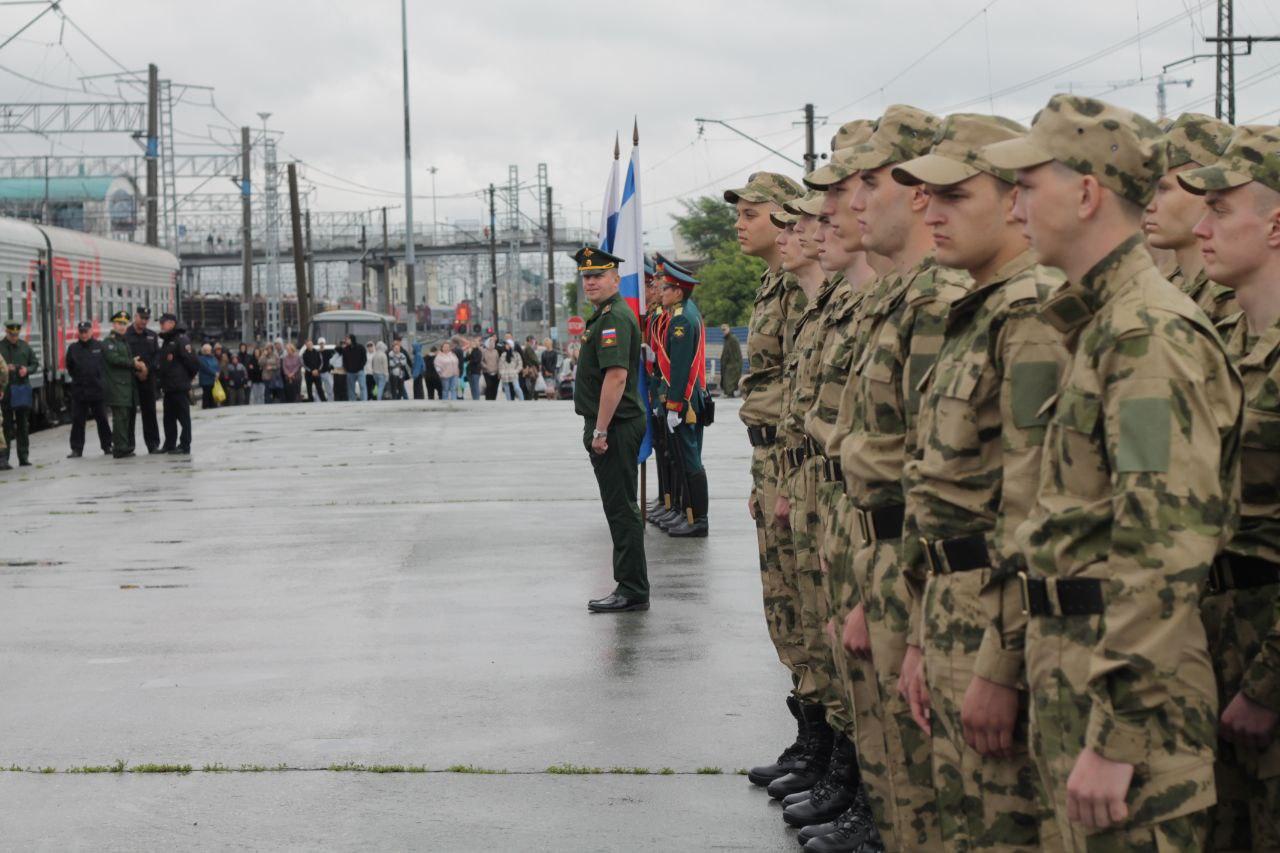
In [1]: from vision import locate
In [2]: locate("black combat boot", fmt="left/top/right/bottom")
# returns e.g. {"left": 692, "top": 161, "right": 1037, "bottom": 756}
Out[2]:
{"left": 803, "top": 785, "right": 882, "bottom": 852}
{"left": 668, "top": 471, "right": 708, "bottom": 538}
{"left": 748, "top": 695, "right": 809, "bottom": 787}
{"left": 767, "top": 704, "right": 832, "bottom": 799}
{"left": 783, "top": 734, "right": 860, "bottom": 827}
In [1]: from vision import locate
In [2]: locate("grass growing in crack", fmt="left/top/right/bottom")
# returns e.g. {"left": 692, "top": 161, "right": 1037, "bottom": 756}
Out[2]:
{"left": 608, "top": 766, "right": 650, "bottom": 775}
{"left": 659, "top": 767, "right": 676, "bottom": 775}
{"left": 735, "top": 769, "right": 749, "bottom": 776}
{"left": 66, "top": 765, "right": 118, "bottom": 774}
{"left": 130, "top": 763, "right": 192, "bottom": 774}
{"left": 546, "top": 763, "right": 603, "bottom": 775}
{"left": 238, "top": 764, "right": 269, "bottom": 772}
{"left": 696, "top": 767, "right": 723, "bottom": 775}
{"left": 446, "top": 764, "right": 502, "bottom": 774}
{"left": 202, "top": 763, "right": 231, "bottom": 773}
{"left": 38, "top": 766, "right": 56, "bottom": 774}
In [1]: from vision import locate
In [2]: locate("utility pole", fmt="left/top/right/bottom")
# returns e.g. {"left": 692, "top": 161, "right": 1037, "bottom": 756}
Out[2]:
{"left": 399, "top": 0, "right": 417, "bottom": 335}
{"left": 359, "top": 225, "right": 368, "bottom": 309}
{"left": 803, "top": 103, "right": 817, "bottom": 173}
{"left": 1216, "top": 0, "right": 1235, "bottom": 123}
{"left": 287, "top": 163, "right": 308, "bottom": 342}
{"left": 304, "top": 209, "right": 315, "bottom": 309}
{"left": 381, "top": 206, "right": 391, "bottom": 315}
{"left": 546, "top": 184, "right": 556, "bottom": 336}
{"left": 239, "top": 126, "right": 253, "bottom": 343}
{"left": 145, "top": 64, "right": 159, "bottom": 246}
{"left": 488, "top": 183, "right": 498, "bottom": 334}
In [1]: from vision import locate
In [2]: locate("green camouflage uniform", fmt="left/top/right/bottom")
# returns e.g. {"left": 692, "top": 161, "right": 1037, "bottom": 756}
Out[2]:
{"left": 987, "top": 95, "right": 1244, "bottom": 852}
{"left": 832, "top": 105, "right": 965, "bottom": 852}
{"left": 1161, "top": 113, "right": 1239, "bottom": 324}
{"left": 894, "top": 113, "right": 1065, "bottom": 852}
{"left": 102, "top": 329, "right": 138, "bottom": 455}
{"left": 729, "top": 172, "right": 808, "bottom": 694}
{"left": 1179, "top": 124, "right": 1280, "bottom": 852}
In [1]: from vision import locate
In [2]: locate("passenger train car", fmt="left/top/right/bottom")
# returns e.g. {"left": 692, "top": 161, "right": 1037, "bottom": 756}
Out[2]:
{"left": 0, "top": 216, "right": 179, "bottom": 424}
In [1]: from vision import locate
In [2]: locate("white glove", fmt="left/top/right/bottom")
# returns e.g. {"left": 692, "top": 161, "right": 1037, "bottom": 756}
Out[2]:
{"left": 642, "top": 343, "right": 655, "bottom": 365}
{"left": 666, "top": 410, "right": 680, "bottom": 433}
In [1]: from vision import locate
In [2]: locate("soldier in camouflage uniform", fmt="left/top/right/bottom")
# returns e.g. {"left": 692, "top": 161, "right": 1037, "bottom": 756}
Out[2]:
{"left": 771, "top": 195, "right": 865, "bottom": 827}
{"left": 985, "top": 94, "right": 1243, "bottom": 851}
{"left": 1179, "top": 124, "right": 1280, "bottom": 852}
{"left": 728, "top": 172, "right": 831, "bottom": 791}
{"left": 832, "top": 104, "right": 968, "bottom": 853}
{"left": 1144, "top": 112, "right": 1239, "bottom": 323}
{"left": 892, "top": 113, "right": 1066, "bottom": 852}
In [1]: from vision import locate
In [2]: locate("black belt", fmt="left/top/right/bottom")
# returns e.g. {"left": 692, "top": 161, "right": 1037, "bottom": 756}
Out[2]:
{"left": 784, "top": 446, "right": 807, "bottom": 467}
{"left": 853, "top": 504, "right": 905, "bottom": 545}
{"left": 921, "top": 534, "right": 991, "bottom": 575}
{"left": 747, "top": 425, "right": 778, "bottom": 447}
{"left": 1019, "top": 574, "right": 1104, "bottom": 617}
{"left": 1207, "top": 555, "right": 1280, "bottom": 595}
{"left": 821, "top": 457, "right": 843, "bottom": 484}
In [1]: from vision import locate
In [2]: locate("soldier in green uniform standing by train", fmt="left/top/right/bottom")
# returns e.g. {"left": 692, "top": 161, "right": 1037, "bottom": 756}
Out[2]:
{"left": 655, "top": 253, "right": 710, "bottom": 538}
{"left": 572, "top": 246, "right": 650, "bottom": 613}
{"left": 103, "top": 310, "right": 142, "bottom": 459}
{"left": 0, "top": 319, "right": 37, "bottom": 468}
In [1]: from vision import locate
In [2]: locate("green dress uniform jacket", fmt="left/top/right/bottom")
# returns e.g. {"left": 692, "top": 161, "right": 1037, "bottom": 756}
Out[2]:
{"left": 0, "top": 336, "right": 37, "bottom": 389}
{"left": 102, "top": 331, "right": 138, "bottom": 409}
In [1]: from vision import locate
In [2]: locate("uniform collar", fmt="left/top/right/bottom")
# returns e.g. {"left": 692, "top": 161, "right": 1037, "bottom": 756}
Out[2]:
{"left": 1238, "top": 313, "right": 1280, "bottom": 370}
{"left": 1075, "top": 233, "right": 1152, "bottom": 310}
{"left": 946, "top": 250, "right": 1036, "bottom": 327}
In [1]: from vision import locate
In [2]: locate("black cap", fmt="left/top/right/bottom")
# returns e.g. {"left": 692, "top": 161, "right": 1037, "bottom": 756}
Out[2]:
{"left": 159, "top": 312, "right": 177, "bottom": 324}
{"left": 77, "top": 320, "right": 92, "bottom": 332}
{"left": 135, "top": 306, "right": 150, "bottom": 318}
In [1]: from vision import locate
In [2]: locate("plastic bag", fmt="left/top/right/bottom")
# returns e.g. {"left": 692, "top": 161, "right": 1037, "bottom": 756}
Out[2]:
{"left": 212, "top": 378, "right": 227, "bottom": 404}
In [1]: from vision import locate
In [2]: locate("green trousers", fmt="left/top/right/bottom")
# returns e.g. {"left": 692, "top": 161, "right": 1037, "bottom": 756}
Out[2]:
{"left": 583, "top": 417, "right": 649, "bottom": 599}
{"left": 1, "top": 403, "right": 29, "bottom": 462}
{"left": 111, "top": 406, "right": 132, "bottom": 454}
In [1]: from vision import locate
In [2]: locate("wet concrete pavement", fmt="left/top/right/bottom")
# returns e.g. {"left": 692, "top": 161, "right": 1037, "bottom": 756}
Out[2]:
{"left": 0, "top": 398, "right": 800, "bottom": 851}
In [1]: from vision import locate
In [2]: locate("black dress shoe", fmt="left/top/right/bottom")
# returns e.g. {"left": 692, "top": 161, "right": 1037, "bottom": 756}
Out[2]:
{"left": 668, "top": 517, "right": 708, "bottom": 538}
{"left": 146, "top": 445, "right": 161, "bottom": 454}
{"left": 66, "top": 451, "right": 82, "bottom": 459}
{"left": 167, "top": 447, "right": 190, "bottom": 455}
{"left": 587, "top": 593, "right": 650, "bottom": 613}
{"left": 157, "top": 445, "right": 175, "bottom": 454}
{"left": 112, "top": 450, "right": 135, "bottom": 459}
{"left": 18, "top": 459, "right": 31, "bottom": 466}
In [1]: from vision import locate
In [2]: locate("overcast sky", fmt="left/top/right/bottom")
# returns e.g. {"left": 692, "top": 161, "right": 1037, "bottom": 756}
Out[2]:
{"left": 2, "top": 0, "right": 1279, "bottom": 247}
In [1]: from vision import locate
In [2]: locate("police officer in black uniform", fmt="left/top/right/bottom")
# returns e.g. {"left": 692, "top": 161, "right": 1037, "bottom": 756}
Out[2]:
{"left": 125, "top": 306, "right": 161, "bottom": 453}
{"left": 156, "top": 312, "right": 199, "bottom": 454}
{"left": 64, "top": 320, "right": 112, "bottom": 457}
{"left": 573, "top": 246, "right": 650, "bottom": 613}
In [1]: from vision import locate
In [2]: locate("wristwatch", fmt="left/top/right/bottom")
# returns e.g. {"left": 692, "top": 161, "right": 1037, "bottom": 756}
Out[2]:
{"left": 592, "top": 429, "right": 607, "bottom": 440}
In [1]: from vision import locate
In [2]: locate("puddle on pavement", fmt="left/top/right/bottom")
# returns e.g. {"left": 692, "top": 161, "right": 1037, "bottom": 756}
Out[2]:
{"left": 0, "top": 560, "right": 64, "bottom": 567}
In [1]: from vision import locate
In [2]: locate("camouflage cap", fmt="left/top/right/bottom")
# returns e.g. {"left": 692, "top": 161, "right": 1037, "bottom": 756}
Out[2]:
{"left": 891, "top": 113, "right": 1027, "bottom": 187}
{"left": 1161, "top": 112, "right": 1234, "bottom": 170}
{"left": 723, "top": 171, "right": 804, "bottom": 205}
{"left": 840, "top": 105, "right": 942, "bottom": 172}
{"left": 1177, "top": 124, "right": 1280, "bottom": 195}
{"left": 769, "top": 210, "right": 798, "bottom": 228}
{"left": 983, "top": 94, "right": 1165, "bottom": 206}
{"left": 783, "top": 190, "right": 825, "bottom": 216}
{"left": 830, "top": 118, "right": 877, "bottom": 152}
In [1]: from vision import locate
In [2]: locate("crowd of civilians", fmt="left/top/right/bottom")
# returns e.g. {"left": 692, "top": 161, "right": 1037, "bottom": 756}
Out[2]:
{"left": 196, "top": 333, "right": 580, "bottom": 408}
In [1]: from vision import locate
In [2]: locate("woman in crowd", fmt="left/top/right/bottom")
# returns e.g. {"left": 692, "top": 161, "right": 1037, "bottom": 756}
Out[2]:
{"left": 423, "top": 345, "right": 442, "bottom": 399}
{"left": 467, "top": 339, "right": 484, "bottom": 400}
{"left": 539, "top": 339, "right": 559, "bottom": 401}
{"left": 228, "top": 354, "right": 248, "bottom": 405}
{"left": 434, "top": 341, "right": 460, "bottom": 401}
{"left": 282, "top": 343, "right": 303, "bottom": 404}
{"left": 481, "top": 337, "right": 500, "bottom": 400}
{"left": 411, "top": 340, "right": 426, "bottom": 400}
{"left": 198, "top": 343, "right": 220, "bottom": 409}
{"left": 452, "top": 339, "right": 466, "bottom": 399}
{"left": 246, "top": 345, "right": 264, "bottom": 404}
{"left": 261, "top": 343, "right": 281, "bottom": 404}
{"left": 388, "top": 339, "right": 410, "bottom": 400}
{"left": 370, "top": 341, "right": 389, "bottom": 400}
{"left": 497, "top": 339, "right": 524, "bottom": 401}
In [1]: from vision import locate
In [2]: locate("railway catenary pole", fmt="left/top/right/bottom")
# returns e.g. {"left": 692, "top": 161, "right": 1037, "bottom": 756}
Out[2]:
{"left": 400, "top": 0, "right": 417, "bottom": 336}
{"left": 287, "top": 163, "right": 308, "bottom": 343}
{"left": 546, "top": 185, "right": 555, "bottom": 336}
{"left": 488, "top": 184, "right": 499, "bottom": 335}
{"left": 145, "top": 64, "right": 159, "bottom": 247}
{"left": 239, "top": 126, "right": 253, "bottom": 343}
{"left": 381, "top": 206, "right": 390, "bottom": 315}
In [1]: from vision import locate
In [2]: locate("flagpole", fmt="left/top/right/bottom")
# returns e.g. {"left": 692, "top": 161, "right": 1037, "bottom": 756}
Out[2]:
{"left": 632, "top": 118, "right": 647, "bottom": 520}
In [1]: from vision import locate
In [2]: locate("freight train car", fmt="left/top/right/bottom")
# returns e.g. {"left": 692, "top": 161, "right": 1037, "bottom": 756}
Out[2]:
{"left": 0, "top": 216, "right": 178, "bottom": 423}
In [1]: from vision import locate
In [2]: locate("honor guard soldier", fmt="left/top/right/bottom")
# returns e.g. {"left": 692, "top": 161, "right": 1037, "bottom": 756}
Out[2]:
{"left": 642, "top": 256, "right": 675, "bottom": 525}
{"left": 985, "top": 95, "right": 1242, "bottom": 849}
{"left": 655, "top": 253, "right": 710, "bottom": 538}
{"left": 0, "top": 319, "right": 37, "bottom": 467}
{"left": 64, "top": 320, "right": 113, "bottom": 458}
{"left": 103, "top": 311, "right": 142, "bottom": 459}
{"left": 572, "top": 246, "right": 650, "bottom": 613}
{"left": 1179, "top": 124, "right": 1280, "bottom": 851}
{"left": 125, "top": 305, "right": 161, "bottom": 453}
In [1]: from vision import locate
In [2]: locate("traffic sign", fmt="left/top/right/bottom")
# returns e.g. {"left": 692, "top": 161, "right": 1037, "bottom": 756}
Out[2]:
{"left": 567, "top": 315, "right": 585, "bottom": 336}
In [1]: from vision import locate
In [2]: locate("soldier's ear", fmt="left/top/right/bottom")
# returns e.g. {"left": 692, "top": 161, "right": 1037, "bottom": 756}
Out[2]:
{"left": 908, "top": 184, "right": 929, "bottom": 213}
{"left": 1078, "top": 175, "right": 1104, "bottom": 222}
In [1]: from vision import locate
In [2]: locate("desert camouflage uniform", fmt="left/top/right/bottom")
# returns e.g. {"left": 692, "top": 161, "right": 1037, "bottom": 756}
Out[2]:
{"left": 904, "top": 251, "right": 1067, "bottom": 852}
{"left": 1178, "top": 123, "right": 1280, "bottom": 853}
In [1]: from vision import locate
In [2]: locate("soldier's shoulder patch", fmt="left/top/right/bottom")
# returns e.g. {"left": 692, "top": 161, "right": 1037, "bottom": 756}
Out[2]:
{"left": 673, "top": 306, "right": 683, "bottom": 317}
{"left": 601, "top": 303, "right": 612, "bottom": 314}
{"left": 600, "top": 328, "right": 618, "bottom": 347}
{"left": 673, "top": 325, "right": 686, "bottom": 338}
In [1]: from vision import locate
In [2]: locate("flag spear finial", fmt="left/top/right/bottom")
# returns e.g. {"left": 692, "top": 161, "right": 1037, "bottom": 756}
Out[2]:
{"left": 633, "top": 118, "right": 639, "bottom": 146}
{"left": 614, "top": 133, "right": 620, "bottom": 159}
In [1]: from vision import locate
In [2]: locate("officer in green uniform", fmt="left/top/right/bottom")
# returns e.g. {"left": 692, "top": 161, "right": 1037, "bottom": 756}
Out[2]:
{"left": 655, "top": 253, "right": 710, "bottom": 538}
{"left": 0, "top": 319, "right": 38, "bottom": 467}
{"left": 103, "top": 311, "right": 141, "bottom": 459}
{"left": 572, "top": 246, "right": 650, "bottom": 613}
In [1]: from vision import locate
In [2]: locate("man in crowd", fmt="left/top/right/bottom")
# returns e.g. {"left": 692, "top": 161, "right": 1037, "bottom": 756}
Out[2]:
{"left": 157, "top": 312, "right": 198, "bottom": 455}
{"left": 302, "top": 339, "right": 326, "bottom": 401}
{"left": 125, "top": 305, "right": 161, "bottom": 453}
{"left": 103, "top": 311, "right": 143, "bottom": 459}
{"left": 718, "top": 323, "right": 741, "bottom": 398}
{"left": 64, "top": 320, "right": 113, "bottom": 458}
{"left": 0, "top": 318, "right": 37, "bottom": 467}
